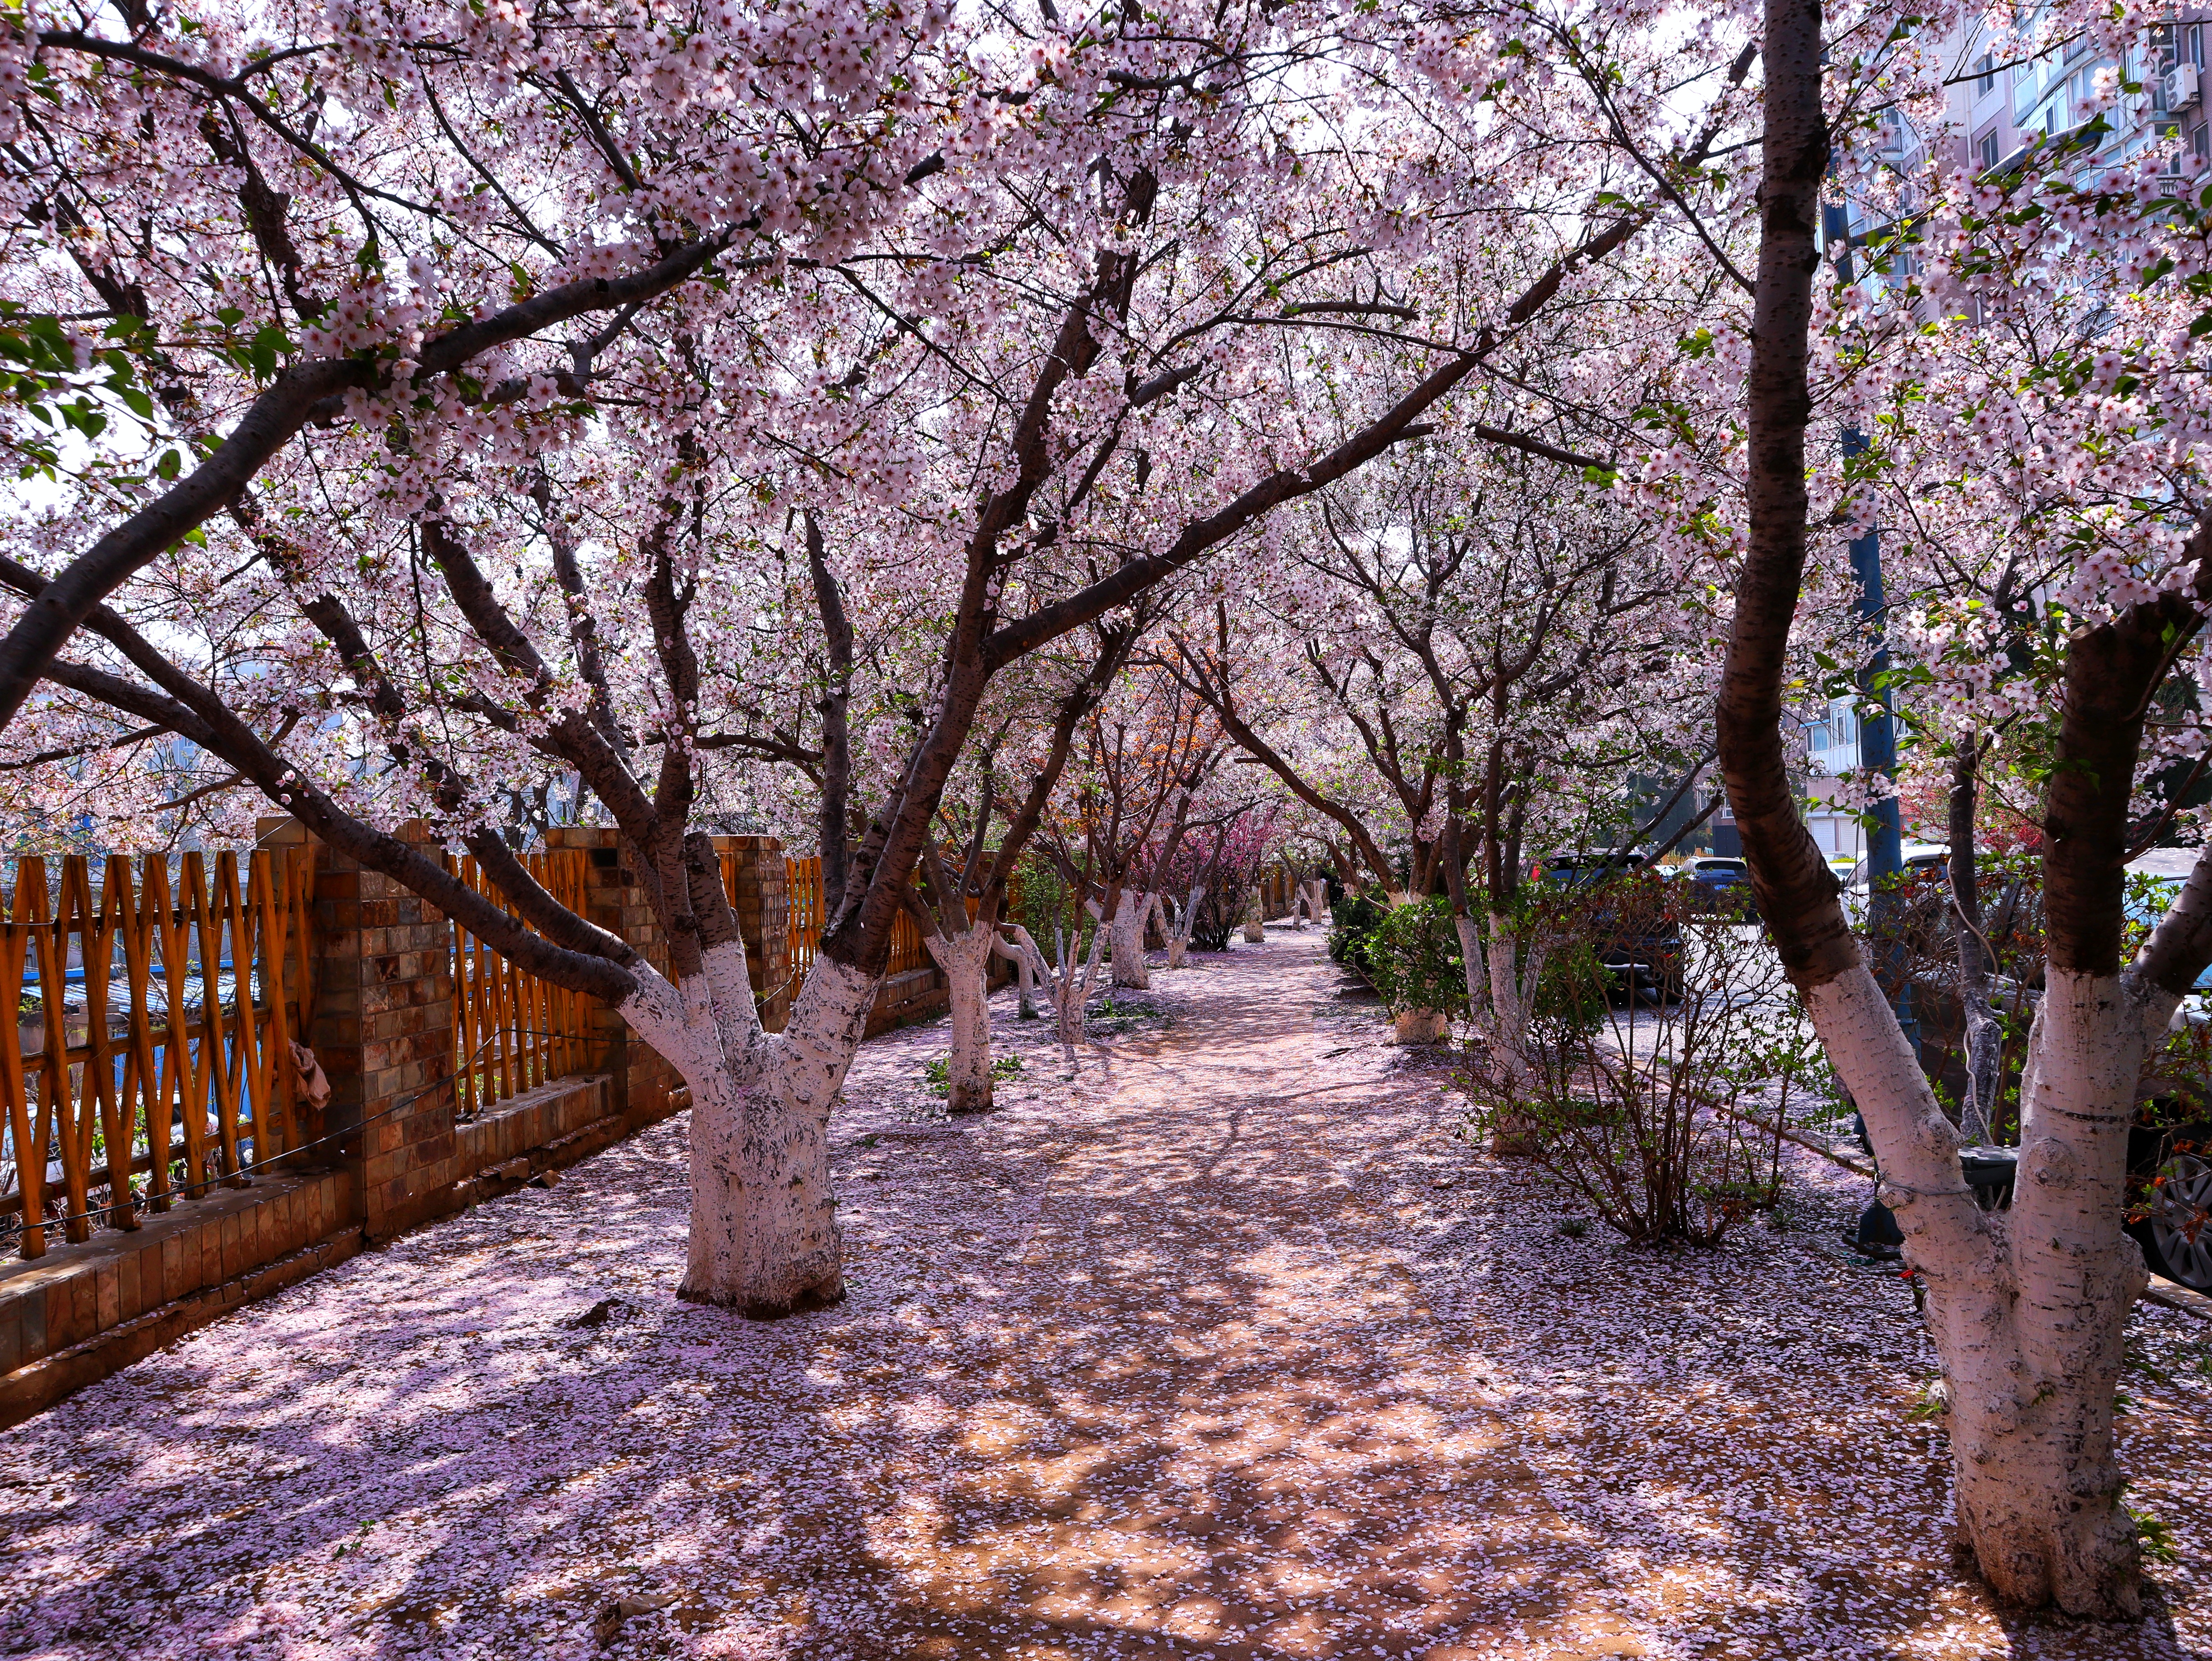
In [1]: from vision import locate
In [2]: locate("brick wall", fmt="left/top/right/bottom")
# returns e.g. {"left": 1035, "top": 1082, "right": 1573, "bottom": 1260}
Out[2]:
{"left": 544, "top": 827, "right": 683, "bottom": 1116}
{"left": 0, "top": 825, "right": 971, "bottom": 1423}
{"left": 291, "top": 818, "right": 461, "bottom": 1238}
{"left": 721, "top": 834, "right": 794, "bottom": 1032}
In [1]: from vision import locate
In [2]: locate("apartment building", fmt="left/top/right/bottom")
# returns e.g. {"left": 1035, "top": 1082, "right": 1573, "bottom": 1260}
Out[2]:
{"left": 1963, "top": 17, "right": 2208, "bottom": 171}
{"left": 1798, "top": 17, "right": 2203, "bottom": 857}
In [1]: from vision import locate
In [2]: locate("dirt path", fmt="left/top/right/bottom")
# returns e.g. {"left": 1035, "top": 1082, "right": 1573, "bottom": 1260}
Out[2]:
{"left": 864, "top": 933, "right": 1640, "bottom": 1659}
{"left": 2, "top": 928, "right": 2205, "bottom": 1661}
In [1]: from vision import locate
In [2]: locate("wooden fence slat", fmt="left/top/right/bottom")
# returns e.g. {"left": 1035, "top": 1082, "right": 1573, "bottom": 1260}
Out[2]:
{"left": 1, "top": 915, "right": 39, "bottom": 1258}
{"left": 439, "top": 848, "right": 592, "bottom": 1120}
{"left": 187, "top": 853, "right": 243, "bottom": 1187}
{"left": 148, "top": 856, "right": 204, "bottom": 1202}
{"left": 2, "top": 845, "right": 321, "bottom": 1248}
{"left": 112, "top": 856, "right": 173, "bottom": 1215}
{"left": 251, "top": 851, "right": 295, "bottom": 1163}
{"left": 79, "top": 857, "right": 138, "bottom": 1232}
{"left": 218, "top": 852, "right": 271, "bottom": 1172}
{"left": 22, "top": 861, "right": 89, "bottom": 1242}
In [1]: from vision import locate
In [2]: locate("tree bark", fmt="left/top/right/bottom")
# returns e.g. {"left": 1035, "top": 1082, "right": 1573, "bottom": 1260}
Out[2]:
{"left": 925, "top": 921, "right": 1003, "bottom": 1114}
{"left": 619, "top": 945, "right": 877, "bottom": 1316}
{"left": 1948, "top": 743, "right": 2002, "bottom": 1144}
{"left": 1718, "top": 0, "right": 2205, "bottom": 1614}
{"left": 1108, "top": 888, "right": 1153, "bottom": 988}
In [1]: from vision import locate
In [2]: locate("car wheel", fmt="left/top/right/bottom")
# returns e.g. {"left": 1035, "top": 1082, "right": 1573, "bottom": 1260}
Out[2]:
{"left": 2142, "top": 1152, "right": 2212, "bottom": 1293}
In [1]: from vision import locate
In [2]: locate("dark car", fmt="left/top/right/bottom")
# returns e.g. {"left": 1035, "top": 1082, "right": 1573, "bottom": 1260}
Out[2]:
{"left": 2130, "top": 1116, "right": 2212, "bottom": 1293}
{"left": 1672, "top": 855, "right": 1759, "bottom": 918}
{"left": 1539, "top": 855, "right": 1684, "bottom": 1002}
{"left": 1850, "top": 1113, "right": 2211, "bottom": 1294}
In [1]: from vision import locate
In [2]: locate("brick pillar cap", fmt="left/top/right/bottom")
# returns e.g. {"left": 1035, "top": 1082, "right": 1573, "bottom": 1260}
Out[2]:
{"left": 714, "top": 834, "right": 784, "bottom": 854}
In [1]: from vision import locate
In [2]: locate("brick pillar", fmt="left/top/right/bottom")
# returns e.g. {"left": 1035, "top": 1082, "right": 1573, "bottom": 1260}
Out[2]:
{"left": 287, "top": 819, "right": 459, "bottom": 1240}
{"left": 717, "top": 835, "right": 792, "bottom": 1032}
{"left": 542, "top": 827, "right": 680, "bottom": 1116}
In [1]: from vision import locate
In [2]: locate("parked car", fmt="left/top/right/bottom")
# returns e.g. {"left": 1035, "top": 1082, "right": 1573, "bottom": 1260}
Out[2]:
{"left": 1841, "top": 840, "right": 1950, "bottom": 894}
{"left": 2130, "top": 1118, "right": 2212, "bottom": 1294}
{"left": 1538, "top": 852, "right": 1644, "bottom": 884}
{"left": 1840, "top": 840, "right": 1950, "bottom": 923}
{"left": 1539, "top": 855, "right": 1684, "bottom": 1002}
{"left": 1672, "top": 855, "right": 1758, "bottom": 917}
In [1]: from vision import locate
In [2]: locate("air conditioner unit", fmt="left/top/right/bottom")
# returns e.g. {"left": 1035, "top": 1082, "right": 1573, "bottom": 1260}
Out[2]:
{"left": 2164, "top": 62, "right": 2202, "bottom": 112}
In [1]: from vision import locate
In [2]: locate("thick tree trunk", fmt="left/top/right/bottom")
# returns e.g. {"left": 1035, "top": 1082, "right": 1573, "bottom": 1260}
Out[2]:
{"left": 1485, "top": 912, "right": 1544, "bottom": 1085}
{"left": 925, "top": 922, "right": 1001, "bottom": 1114}
{"left": 1720, "top": 0, "right": 2185, "bottom": 1612}
{"left": 1972, "top": 969, "right": 2159, "bottom": 1607}
{"left": 1804, "top": 965, "right": 2158, "bottom": 1612}
{"left": 1461, "top": 910, "right": 1543, "bottom": 1152}
{"left": 1243, "top": 887, "right": 1265, "bottom": 942}
{"left": 622, "top": 947, "right": 877, "bottom": 1318}
{"left": 1108, "top": 888, "right": 1152, "bottom": 988}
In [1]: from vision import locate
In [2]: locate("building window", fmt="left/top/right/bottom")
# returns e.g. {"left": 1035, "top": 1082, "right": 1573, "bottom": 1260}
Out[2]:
{"left": 2195, "top": 122, "right": 2210, "bottom": 159}
{"left": 1977, "top": 128, "right": 2001, "bottom": 170}
{"left": 1977, "top": 52, "right": 1997, "bottom": 96}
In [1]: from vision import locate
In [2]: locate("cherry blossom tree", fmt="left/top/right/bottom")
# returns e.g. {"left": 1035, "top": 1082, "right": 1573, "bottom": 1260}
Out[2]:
{"left": 903, "top": 623, "right": 1137, "bottom": 1112}
{"left": 1033, "top": 670, "right": 1226, "bottom": 992}
{"left": 1163, "top": 419, "right": 1693, "bottom": 1056}
{"left": 1714, "top": 0, "right": 2212, "bottom": 1614}
{"left": 5, "top": 0, "right": 1602, "bottom": 1316}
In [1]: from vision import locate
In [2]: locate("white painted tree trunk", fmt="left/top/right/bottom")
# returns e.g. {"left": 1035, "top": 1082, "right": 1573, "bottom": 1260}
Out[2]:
{"left": 1807, "top": 963, "right": 2163, "bottom": 1617}
{"left": 923, "top": 921, "right": 1001, "bottom": 1115}
{"left": 1292, "top": 879, "right": 1327, "bottom": 929}
{"left": 1242, "top": 888, "right": 1265, "bottom": 943}
{"left": 1163, "top": 884, "right": 1205, "bottom": 969}
{"left": 1454, "top": 911, "right": 1491, "bottom": 1031}
{"left": 1483, "top": 911, "right": 1546, "bottom": 1088}
{"left": 618, "top": 942, "right": 878, "bottom": 1317}
{"left": 993, "top": 930, "right": 1038, "bottom": 1018}
{"left": 1108, "top": 887, "right": 1152, "bottom": 988}
{"left": 1457, "top": 911, "right": 1544, "bottom": 1153}
{"left": 1007, "top": 921, "right": 1106, "bottom": 1070}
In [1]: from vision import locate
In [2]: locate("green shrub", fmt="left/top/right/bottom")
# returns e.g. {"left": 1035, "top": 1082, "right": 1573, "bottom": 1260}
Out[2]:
{"left": 1358, "top": 894, "right": 1468, "bottom": 1018}
{"left": 1011, "top": 857, "right": 1096, "bottom": 966}
{"left": 1327, "top": 889, "right": 1389, "bottom": 967}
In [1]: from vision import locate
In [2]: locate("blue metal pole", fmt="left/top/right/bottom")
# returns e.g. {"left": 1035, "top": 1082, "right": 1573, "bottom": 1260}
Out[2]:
{"left": 1821, "top": 201, "right": 1918, "bottom": 1057}
{"left": 1823, "top": 204, "right": 1923, "bottom": 1257}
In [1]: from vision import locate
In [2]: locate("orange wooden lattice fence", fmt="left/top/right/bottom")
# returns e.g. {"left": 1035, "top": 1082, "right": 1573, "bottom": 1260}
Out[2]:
{"left": 0, "top": 848, "right": 319, "bottom": 1260}
{"left": 443, "top": 848, "right": 595, "bottom": 1120}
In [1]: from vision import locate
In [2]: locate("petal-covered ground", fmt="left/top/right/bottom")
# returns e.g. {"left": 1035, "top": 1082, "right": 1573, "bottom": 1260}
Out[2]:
{"left": 1, "top": 928, "right": 2205, "bottom": 1660}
